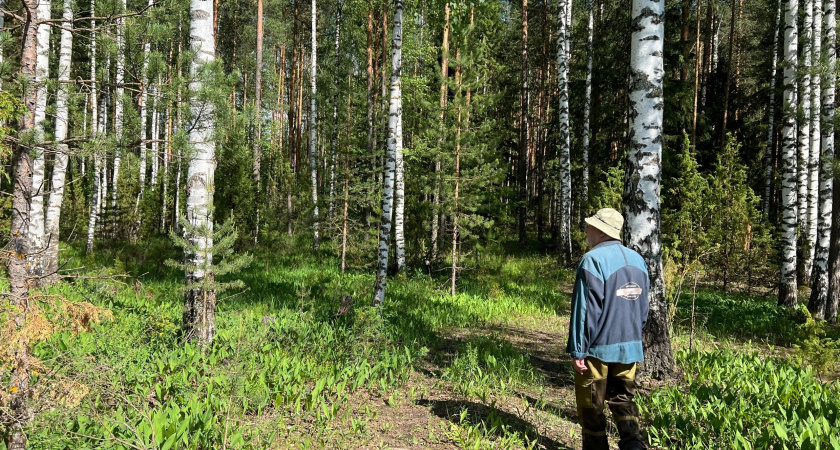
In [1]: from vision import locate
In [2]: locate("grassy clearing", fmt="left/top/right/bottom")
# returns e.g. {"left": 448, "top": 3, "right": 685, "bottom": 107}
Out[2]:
{"left": 4, "top": 238, "right": 840, "bottom": 449}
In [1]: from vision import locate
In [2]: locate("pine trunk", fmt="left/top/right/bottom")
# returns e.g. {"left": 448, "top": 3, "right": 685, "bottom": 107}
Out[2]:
{"left": 254, "top": 0, "right": 264, "bottom": 242}
{"left": 779, "top": 0, "right": 799, "bottom": 307}
{"left": 810, "top": 0, "right": 835, "bottom": 319}
{"left": 625, "top": 0, "right": 675, "bottom": 378}
{"left": 183, "top": 0, "right": 218, "bottom": 346}
{"left": 310, "top": 0, "right": 320, "bottom": 251}
{"left": 328, "top": 1, "right": 343, "bottom": 219}
{"left": 43, "top": 0, "right": 74, "bottom": 284}
{"left": 430, "top": 3, "right": 450, "bottom": 266}
{"left": 373, "top": 0, "right": 403, "bottom": 307}
{"left": 828, "top": 176, "right": 840, "bottom": 322}
{"left": 5, "top": 0, "right": 39, "bottom": 446}
{"left": 518, "top": 0, "right": 529, "bottom": 245}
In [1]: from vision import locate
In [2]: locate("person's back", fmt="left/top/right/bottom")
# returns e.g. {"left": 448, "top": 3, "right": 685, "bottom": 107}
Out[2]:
{"left": 566, "top": 208, "right": 649, "bottom": 450}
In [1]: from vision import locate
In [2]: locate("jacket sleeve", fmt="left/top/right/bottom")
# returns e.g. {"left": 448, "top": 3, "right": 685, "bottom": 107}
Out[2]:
{"left": 566, "top": 268, "right": 590, "bottom": 359}
{"left": 641, "top": 271, "right": 651, "bottom": 329}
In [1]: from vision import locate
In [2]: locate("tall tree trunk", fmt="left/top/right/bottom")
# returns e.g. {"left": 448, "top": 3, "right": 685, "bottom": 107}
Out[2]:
{"left": 394, "top": 3, "right": 406, "bottom": 272}
{"left": 625, "top": 0, "right": 675, "bottom": 378}
{"left": 160, "top": 91, "right": 169, "bottom": 232}
{"left": 451, "top": 52, "right": 462, "bottom": 298}
{"left": 720, "top": 0, "right": 739, "bottom": 145}
{"left": 765, "top": 0, "right": 782, "bottom": 217}
{"left": 136, "top": 13, "right": 151, "bottom": 221}
{"left": 182, "top": 0, "right": 218, "bottom": 346}
{"left": 779, "top": 0, "right": 799, "bottom": 307}
{"left": 556, "top": 0, "right": 572, "bottom": 261}
{"left": 43, "top": 0, "right": 73, "bottom": 284}
{"left": 253, "top": 0, "right": 264, "bottom": 242}
{"left": 310, "top": 0, "right": 320, "bottom": 251}
{"left": 112, "top": 0, "right": 127, "bottom": 225}
{"left": 341, "top": 77, "right": 351, "bottom": 274}
{"left": 373, "top": 0, "right": 403, "bottom": 307}
{"left": 430, "top": 3, "right": 449, "bottom": 266}
{"left": 680, "top": 0, "right": 691, "bottom": 83}
{"left": 798, "top": 0, "right": 814, "bottom": 285}
{"left": 151, "top": 89, "right": 159, "bottom": 188}
{"left": 691, "top": 0, "right": 704, "bottom": 151}
{"left": 581, "top": 0, "right": 593, "bottom": 206}
{"left": 28, "top": 0, "right": 50, "bottom": 280}
{"left": 806, "top": 0, "right": 823, "bottom": 280}
{"left": 810, "top": 0, "right": 835, "bottom": 319}
{"left": 87, "top": 0, "right": 98, "bottom": 254}
{"left": 518, "top": 0, "right": 529, "bottom": 245}
{"left": 328, "top": 1, "right": 343, "bottom": 220}
{"left": 5, "top": 0, "right": 39, "bottom": 446}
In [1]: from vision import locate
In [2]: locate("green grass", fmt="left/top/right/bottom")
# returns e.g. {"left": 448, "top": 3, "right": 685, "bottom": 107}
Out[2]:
{"left": 4, "top": 238, "right": 840, "bottom": 449}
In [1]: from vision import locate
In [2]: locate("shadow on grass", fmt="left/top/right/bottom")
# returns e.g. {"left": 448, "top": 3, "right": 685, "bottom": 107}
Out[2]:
{"left": 417, "top": 398, "right": 574, "bottom": 450}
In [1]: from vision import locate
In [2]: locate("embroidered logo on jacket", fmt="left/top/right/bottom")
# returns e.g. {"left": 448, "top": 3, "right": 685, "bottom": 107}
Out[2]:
{"left": 616, "top": 282, "right": 642, "bottom": 300}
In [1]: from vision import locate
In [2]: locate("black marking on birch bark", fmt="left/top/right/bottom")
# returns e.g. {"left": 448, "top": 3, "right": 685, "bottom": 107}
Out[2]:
{"left": 630, "top": 7, "right": 664, "bottom": 32}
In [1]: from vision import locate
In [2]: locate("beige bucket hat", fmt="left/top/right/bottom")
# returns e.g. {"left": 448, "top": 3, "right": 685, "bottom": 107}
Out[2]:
{"left": 584, "top": 208, "right": 624, "bottom": 241}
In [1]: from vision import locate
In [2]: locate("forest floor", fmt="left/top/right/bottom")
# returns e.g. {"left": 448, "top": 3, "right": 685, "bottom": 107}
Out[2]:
{"left": 9, "top": 237, "right": 840, "bottom": 449}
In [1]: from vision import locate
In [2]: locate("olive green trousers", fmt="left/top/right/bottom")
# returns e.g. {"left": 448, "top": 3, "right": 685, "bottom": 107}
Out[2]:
{"left": 574, "top": 357, "right": 646, "bottom": 450}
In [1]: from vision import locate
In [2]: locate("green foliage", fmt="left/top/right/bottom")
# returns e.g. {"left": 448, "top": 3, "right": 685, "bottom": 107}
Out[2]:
{"left": 589, "top": 166, "right": 624, "bottom": 212}
{"left": 641, "top": 349, "right": 840, "bottom": 450}
{"left": 791, "top": 307, "right": 840, "bottom": 380}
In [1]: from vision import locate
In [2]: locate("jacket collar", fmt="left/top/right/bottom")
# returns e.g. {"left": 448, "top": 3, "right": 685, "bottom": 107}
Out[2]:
{"left": 591, "top": 239, "right": 621, "bottom": 250}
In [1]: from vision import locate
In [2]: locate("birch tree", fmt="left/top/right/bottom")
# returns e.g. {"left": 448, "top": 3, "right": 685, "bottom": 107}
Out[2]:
{"left": 806, "top": 0, "right": 823, "bottom": 279}
{"left": 310, "top": 0, "right": 320, "bottom": 251}
{"left": 328, "top": 1, "right": 343, "bottom": 219}
{"left": 373, "top": 0, "right": 403, "bottom": 307}
{"left": 86, "top": 0, "right": 99, "bottom": 254}
{"left": 810, "top": 0, "right": 835, "bottom": 319}
{"left": 43, "top": 0, "right": 74, "bottom": 283}
{"left": 581, "top": 0, "right": 593, "bottom": 205}
{"left": 182, "top": 0, "right": 218, "bottom": 345}
{"left": 798, "top": 0, "right": 813, "bottom": 279}
{"left": 779, "top": 0, "right": 799, "bottom": 307}
{"left": 624, "top": 0, "right": 674, "bottom": 376}
{"left": 137, "top": 1, "right": 152, "bottom": 216}
{"left": 765, "top": 0, "right": 781, "bottom": 217}
{"left": 556, "top": 0, "right": 572, "bottom": 261}
{"left": 28, "top": 0, "right": 50, "bottom": 280}
{"left": 112, "top": 0, "right": 127, "bottom": 218}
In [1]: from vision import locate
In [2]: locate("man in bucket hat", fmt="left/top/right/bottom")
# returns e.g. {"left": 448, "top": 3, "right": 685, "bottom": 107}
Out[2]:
{"left": 567, "top": 208, "right": 649, "bottom": 450}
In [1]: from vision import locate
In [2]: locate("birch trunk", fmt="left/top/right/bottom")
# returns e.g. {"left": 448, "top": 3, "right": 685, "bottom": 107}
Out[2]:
{"left": 765, "top": 0, "right": 782, "bottom": 217}
{"left": 430, "top": 3, "right": 450, "bottom": 266}
{"left": 87, "top": 0, "right": 98, "bottom": 254}
{"left": 581, "top": 0, "right": 593, "bottom": 205}
{"left": 799, "top": 0, "right": 813, "bottom": 256}
{"left": 28, "top": 0, "right": 50, "bottom": 280}
{"left": 624, "top": 0, "right": 675, "bottom": 377}
{"left": 113, "top": 0, "right": 127, "bottom": 220}
{"left": 779, "top": 0, "right": 799, "bottom": 307}
{"left": 161, "top": 100, "right": 169, "bottom": 232}
{"left": 43, "top": 0, "right": 73, "bottom": 284}
{"left": 373, "top": 0, "right": 403, "bottom": 307}
{"left": 310, "top": 0, "right": 320, "bottom": 251}
{"left": 810, "top": 0, "right": 835, "bottom": 319}
{"left": 5, "top": 0, "right": 39, "bottom": 446}
{"left": 328, "top": 1, "right": 343, "bottom": 219}
{"left": 182, "top": 0, "right": 218, "bottom": 346}
{"left": 253, "top": 0, "right": 263, "bottom": 242}
{"left": 151, "top": 90, "right": 159, "bottom": 188}
{"left": 556, "top": 0, "right": 572, "bottom": 261}
{"left": 806, "top": 0, "right": 823, "bottom": 280}
{"left": 137, "top": 3, "right": 152, "bottom": 214}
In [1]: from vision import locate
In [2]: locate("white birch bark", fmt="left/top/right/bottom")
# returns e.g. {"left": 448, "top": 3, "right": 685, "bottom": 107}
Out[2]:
{"left": 138, "top": 21, "right": 151, "bottom": 209}
{"left": 112, "top": 0, "right": 127, "bottom": 216}
{"left": 328, "top": 1, "right": 343, "bottom": 219}
{"left": 810, "top": 0, "right": 835, "bottom": 318}
{"left": 86, "top": 0, "right": 98, "bottom": 254}
{"left": 395, "top": 123, "right": 405, "bottom": 271}
{"left": 28, "top": 0, "right": 51, "bottom": 279}
{"left": 779, "top": 0, "right": 799, "bottom": 307}
{"left": 161, "top": 105, "right": 169, "bottom": 231}
{"left": 183, "top": 0, "right": 217, "bottom": 346}
{"left": 581, "top": 0, "right": 593, "bottom": 205}
{"left": 100, "top": 62, "right": 109, "bottom": 230}
{"left": 373, "top": 0, "right": 403, "bottom": 307}
{"left": 43, "top": 0, "right": 73, "bottom": 283}
{"left": 556, "top": 0, "right": 572, "bottom": 261}
{"left": 765, "top": 0, "right": 782, "bottom": 218}
{"left": 806, "top": 0, "right": 823, "bottom": 279}
{"left": 310, "top": 0, "right": 320, "bottom": 251}
{"left": 151, "top": 88, "right": 159, "bottom": 188}
{"left": 624, "top": 0, "right": 674, "bottom": 376}
{"left": 799, "top": 0, "right": 813, "bottom": 237}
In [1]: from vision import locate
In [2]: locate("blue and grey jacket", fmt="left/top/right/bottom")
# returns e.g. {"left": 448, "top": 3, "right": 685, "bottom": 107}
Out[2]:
{"left": 566, "top": 240, "right": 650, "bottom": 364}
